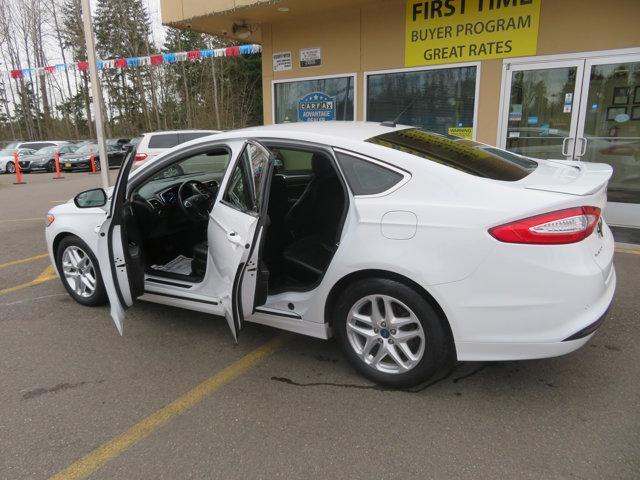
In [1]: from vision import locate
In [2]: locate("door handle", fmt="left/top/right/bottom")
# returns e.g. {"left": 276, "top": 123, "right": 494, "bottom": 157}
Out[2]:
{"left": 577, "top": 137, "right": 588, "bottom": 157}
{"left": 561, "top": 137, "right": 572, "bottom": 157}
{"left": 226, "top": 231, "right": 243, "bottom": 246}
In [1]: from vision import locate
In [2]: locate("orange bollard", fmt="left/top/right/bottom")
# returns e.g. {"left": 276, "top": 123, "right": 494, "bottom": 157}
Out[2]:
{"left": 12, "top": 150, "right": 26, "bottom": 185}
{"left": 89, "top": 149, "right": 97, "bottom": 174}
{"left": 52, "top": 150, "right": 64, "bottom": 180}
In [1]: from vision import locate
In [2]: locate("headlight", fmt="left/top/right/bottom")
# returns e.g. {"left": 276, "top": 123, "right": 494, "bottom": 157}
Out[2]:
{"left": 46, "top": 213, "right": 55, "bottom": 227}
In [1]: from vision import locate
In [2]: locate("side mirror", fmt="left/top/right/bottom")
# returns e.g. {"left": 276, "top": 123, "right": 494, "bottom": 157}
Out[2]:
{"left": 74, "top": 188, "right": 107, "bottom": 208}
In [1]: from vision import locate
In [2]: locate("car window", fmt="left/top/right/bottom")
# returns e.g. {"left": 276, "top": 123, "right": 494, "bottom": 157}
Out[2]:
{"left": 148, "top": 134, "right": 180, "bottom": 149}
{"left": 335, "top": 152, "right": 404, "bottom": 195}
{"left": 36, "top": 146, "right": 55, "bottom": 155}
{"left": 180, "top": 132, "right": 214, "bottom": 143}
{"left": 223, "top": 151, "right": 254, "bottom": 212}
{"left": 76, "top": 144, "right": 98, "bottom": 154}
{"left": 269, "top": 147, "right": 313, "bottom": 173}
{"left": 367, "top": 128, "right": 537, "bottom": 181}
{"left": 25, "top": 142, "right": 53, "bottom": 150}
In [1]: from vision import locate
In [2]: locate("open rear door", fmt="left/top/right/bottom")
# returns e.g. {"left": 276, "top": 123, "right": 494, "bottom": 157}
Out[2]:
{"left": 209, "top": 140, "right": 273, "bottom": 341}
{"left": 96, "top": 147, "right": 145, "bottom": 334}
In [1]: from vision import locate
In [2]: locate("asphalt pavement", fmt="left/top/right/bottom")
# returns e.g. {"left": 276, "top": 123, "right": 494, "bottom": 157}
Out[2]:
{"left": 0, "top": 170, "right": 638, "bottom": 479}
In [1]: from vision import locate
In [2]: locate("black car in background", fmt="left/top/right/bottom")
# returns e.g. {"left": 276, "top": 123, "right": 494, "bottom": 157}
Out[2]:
{"left": 61, "top": 143, "right": 126, "bottom": 171}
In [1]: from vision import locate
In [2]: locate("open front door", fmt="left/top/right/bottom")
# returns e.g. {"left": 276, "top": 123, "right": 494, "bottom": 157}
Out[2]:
{"left": 209, "top": 140, "right": 273, "bottom": 341}
{"left": 96, "top": 147, "right": 145, "bottom": 334}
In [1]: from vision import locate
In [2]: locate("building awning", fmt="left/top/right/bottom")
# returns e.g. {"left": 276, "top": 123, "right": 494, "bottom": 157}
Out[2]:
{"left": 161, "top": 0, "right": 386, "bottom": 42}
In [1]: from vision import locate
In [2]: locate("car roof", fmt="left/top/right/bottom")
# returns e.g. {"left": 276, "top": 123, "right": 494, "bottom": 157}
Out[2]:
{"left": 236, "top": 121, "right": 410, "bottom": 143}
{"left": 141, "top": 129, "right": 220, "bottom": 136}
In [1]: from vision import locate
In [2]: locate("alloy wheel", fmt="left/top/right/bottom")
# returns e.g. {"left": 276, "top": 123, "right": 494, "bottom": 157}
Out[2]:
{"left": 346, "top": 294, "right": 426, "bottom": 374}
{"left": 61, "top": 245, "right": 97, "bottom": 298}
{"left": 6, "top": 162, "right": 15, "bottom": 174}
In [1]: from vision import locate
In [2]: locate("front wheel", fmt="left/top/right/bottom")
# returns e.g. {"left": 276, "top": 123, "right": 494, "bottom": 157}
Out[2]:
{"left": 55, "top": 235, "right": 107, "bottom": 306}
{"left": 47, "top": 159, "right": 56, "bottom": 172}
{"left": 333, "top": 278, "right": 452, "bottom": 388}
{"left": 6, "top": 161, "right": 15, "bottom": 174}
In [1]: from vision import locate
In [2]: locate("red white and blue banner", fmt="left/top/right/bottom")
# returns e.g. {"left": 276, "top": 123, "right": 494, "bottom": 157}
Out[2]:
{"left": 3, "top": 44, "right": 262, "bottom": 79}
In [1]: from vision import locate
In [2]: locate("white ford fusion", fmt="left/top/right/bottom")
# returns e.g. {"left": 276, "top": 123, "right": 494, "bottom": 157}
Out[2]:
{"left": 45, "top": 122, "right": 616, "bottom": 387}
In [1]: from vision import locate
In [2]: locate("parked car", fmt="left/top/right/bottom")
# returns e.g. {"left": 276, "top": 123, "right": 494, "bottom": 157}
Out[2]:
{"left": 18, "top": 144, "right": 79, "bottom": 173}
{"left": 132, "top": 130, "right": 219, "bottom": 167}
{"left": 0, "top": 147, "right": 37, "bottom": 173}
{"left": 45, "top": 122, "right": 615, "bottom": 387}
{"left": 60, "top": 143, "right": 126, "bottom": 171}
{"left": 107, "top": 138, "right": 132, "bottom": 151}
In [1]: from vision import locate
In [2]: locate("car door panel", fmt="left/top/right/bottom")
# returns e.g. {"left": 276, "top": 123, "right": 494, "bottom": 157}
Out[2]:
{"left": 95, "top": 147, "right": 143, "bottom": 334}
{"left": 208, "top": 140, "right": 274, "bottom": 341}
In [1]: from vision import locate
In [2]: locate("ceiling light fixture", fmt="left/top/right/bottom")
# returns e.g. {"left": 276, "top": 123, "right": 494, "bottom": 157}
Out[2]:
{"left": 232, "top": 22, "right": 252, "bottom": 40}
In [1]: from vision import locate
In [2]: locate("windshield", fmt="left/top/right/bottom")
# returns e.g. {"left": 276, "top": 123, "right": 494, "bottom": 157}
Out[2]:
{"left": 36, "top": 146, "right": 55, "bottom": 155}
{"left": 75, "top": 144, "right": 98, "bottom": 154}
{"left": 367, "top": 128, "right": 537, "bottom": 182}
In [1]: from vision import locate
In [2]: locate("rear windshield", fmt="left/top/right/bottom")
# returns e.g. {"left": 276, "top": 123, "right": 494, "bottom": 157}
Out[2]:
{"left": 367, "top": 128, "right": 537, "bottom": 181}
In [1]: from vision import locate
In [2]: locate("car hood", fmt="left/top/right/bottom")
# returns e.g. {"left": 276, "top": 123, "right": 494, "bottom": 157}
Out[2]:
{"left": 63, "top": 153, "right": 93, "bottom": 161}
{"left": 22, "top": 154, "right": 48, "bottom": 162}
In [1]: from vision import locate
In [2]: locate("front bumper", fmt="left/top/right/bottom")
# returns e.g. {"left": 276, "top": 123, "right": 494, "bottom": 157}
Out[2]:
{"left": 62, "top": 161, "right": 91, "bottom": 171}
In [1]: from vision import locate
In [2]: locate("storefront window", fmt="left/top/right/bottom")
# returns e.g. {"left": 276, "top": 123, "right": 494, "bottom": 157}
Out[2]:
{"left": 583, "top": 61, "right": 640, "bottom": 204}
{"left": 366, "top": 66, "right": 477, "bottom": 137}
{"left": 273, "top": 76, "right": 355, "bottom": 123}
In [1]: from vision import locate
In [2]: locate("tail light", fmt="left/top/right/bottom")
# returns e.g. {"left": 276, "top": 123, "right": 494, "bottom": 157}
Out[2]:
{"left": 134, "top": 153, "right": 147, "bottom": 162}
{"left": 489, "top": 206, "right": 601, "bottom": 244}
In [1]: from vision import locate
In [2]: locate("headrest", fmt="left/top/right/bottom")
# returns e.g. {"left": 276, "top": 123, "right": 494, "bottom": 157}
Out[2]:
{"left": 311, "top": 153, "right": 334, "bottom": 179}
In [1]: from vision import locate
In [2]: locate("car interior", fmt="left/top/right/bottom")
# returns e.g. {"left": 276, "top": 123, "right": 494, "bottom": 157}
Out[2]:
{"left": 129, "top": 143, "right": 348, "bottom": 294}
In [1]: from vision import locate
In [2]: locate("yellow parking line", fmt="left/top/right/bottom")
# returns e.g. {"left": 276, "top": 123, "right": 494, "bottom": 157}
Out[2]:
{"left": 0, "top": 217, "right": 43, "bottom": 223}
{"left": 0, "top": 252, "right": 48, "bottom": 269}
{"left": 0, "top": 265, "right": 57, "bottom": 295}
{"left": 50, "top": 335, "right": 288, "bottom": 480}
{"left": 615, "top": 248, "right": 640, "bottom": 255}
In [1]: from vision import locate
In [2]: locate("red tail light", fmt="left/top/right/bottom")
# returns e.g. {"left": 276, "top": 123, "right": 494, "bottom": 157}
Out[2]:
{"left": 489, "top": 207, "right": 601, "bottom": 244}
{"left": 134, "top": 153, "right": 147, "bottom": 162}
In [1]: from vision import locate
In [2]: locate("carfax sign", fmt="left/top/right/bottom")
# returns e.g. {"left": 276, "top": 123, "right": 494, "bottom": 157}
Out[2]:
{"left": 298, "top": 92, "right": 336, "bottom": 122}
{"left": 405, "top": 0, "right": 541, "bottom": 66}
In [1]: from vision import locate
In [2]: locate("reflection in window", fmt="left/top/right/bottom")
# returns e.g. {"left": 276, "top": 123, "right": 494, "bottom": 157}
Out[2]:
{"left": 583, "top": 62, "right": 640, "bottom": 204}
{"left": 366, "top": 66, "right": 476, "bottom": 135}
{"left": 274, "top": 76, "right": 354, "bottom": 123}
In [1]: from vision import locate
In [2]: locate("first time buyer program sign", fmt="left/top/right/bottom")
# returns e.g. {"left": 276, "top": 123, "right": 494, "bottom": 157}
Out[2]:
{"left": 405, "top": 0, "right": 541, "bottom": 66}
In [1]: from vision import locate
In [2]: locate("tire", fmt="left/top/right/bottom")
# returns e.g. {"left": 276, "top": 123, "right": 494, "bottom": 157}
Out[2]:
{"left": 94, "top": 160, "right": 101, "bottom": 171}
{"left": 47, "top": 159, "right": 56, "bottom": 172}
{"left": 6, "top": 161, "right": 15, "bottom": 174}
{"left": 55, "top": 235, "right": 107, "bottom": 306}
{"left": 333, "top": 278, "right": 452, "bottom": 388}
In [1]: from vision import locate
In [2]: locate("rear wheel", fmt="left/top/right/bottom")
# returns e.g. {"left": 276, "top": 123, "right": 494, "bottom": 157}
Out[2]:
{"left": 6, "top": 161, "right": 15, "bottom": 174}
{"left": 333, "top": 278, "right": 452, "bottom": 388}
{"left": 55, "top": 236, "right": 107, "bottom": 306}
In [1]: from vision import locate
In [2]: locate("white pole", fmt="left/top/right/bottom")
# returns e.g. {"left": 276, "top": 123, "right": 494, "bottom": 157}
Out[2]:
{"left": 80, "top": 0, "right": 110, "bottom": 189}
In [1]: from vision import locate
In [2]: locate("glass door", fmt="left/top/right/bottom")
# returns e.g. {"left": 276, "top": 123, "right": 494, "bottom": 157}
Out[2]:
{"left": 500, "top": 60, "right": 584, "bottom": 160}
{"left": 576, "top": 54, "right": 640, "bottom": 228}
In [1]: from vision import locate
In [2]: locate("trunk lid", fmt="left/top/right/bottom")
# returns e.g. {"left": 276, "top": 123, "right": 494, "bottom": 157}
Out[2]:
{"left": 520, "top": 159, "right": 613, "bottom": 196}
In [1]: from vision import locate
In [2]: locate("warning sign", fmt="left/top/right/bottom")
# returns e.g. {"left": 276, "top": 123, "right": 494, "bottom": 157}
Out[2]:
{"left": 448, "top": 127, "right": 473, "bottom": 139}
{"left": 405, "top": 0, "right": 541, "bottom": 67}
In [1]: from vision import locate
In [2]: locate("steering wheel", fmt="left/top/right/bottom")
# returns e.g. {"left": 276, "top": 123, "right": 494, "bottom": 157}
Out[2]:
{"left": 178, "top": 180, "right": 215, "bottom": 222}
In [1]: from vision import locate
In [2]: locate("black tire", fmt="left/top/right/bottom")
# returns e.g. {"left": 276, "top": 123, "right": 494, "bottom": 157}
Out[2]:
{"left": 6, "top": 161, "right": 15, "bottom": 174}
{"left": 333, "top": 278, "right": 452, "bottom": 388}
{"left": 94, "top": 160, "right": 101, "bottom": 171}
{"left": 47, "top": 159, "right": 56, "bottom": 172}
{"left": 55, "top": 235, "right": 108, "bottom": 306}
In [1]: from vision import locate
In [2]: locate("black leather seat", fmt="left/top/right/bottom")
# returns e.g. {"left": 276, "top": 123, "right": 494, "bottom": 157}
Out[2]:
{"left": 191, "top": 241, "right": 208, "bottom": 277}
{"left": 282, "top": 153, "right": 344, "bottom": 277}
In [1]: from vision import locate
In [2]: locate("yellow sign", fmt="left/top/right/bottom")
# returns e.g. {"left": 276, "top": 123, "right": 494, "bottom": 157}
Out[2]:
{"left": 405, "top": 0, "right": 541, "bottom": 67}
{"left": 448, "top": 127, "right": 473, "bottom": 139}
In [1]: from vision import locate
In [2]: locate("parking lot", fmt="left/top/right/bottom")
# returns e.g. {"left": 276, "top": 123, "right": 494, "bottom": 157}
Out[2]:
{"left": 1, "top": 170, "right": 639, "bottom": 479}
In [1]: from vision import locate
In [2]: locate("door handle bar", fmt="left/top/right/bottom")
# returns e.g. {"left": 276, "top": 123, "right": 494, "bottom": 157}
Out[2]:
{"left": 561, "top": 137, "right": 572, "bottom": 157}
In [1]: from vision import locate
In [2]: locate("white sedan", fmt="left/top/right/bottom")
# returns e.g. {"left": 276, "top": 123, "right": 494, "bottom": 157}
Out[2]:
{"left": 44, "top": 122, "right": 616, "bottom": 387}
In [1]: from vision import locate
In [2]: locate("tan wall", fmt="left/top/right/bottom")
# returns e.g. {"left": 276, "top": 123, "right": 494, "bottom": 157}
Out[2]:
{"left": 255, "top": 0, "right": 640, "bottom": 144}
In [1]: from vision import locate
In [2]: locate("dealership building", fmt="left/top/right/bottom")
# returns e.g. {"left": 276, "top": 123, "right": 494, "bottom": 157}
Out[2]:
{"left": 161, "top": 0, "right": 640, "bottom": 230}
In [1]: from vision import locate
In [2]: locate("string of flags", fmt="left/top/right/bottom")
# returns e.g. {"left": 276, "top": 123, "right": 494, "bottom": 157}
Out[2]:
{"left": 3, "top": 44, "right": 262, "bottom": 80}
